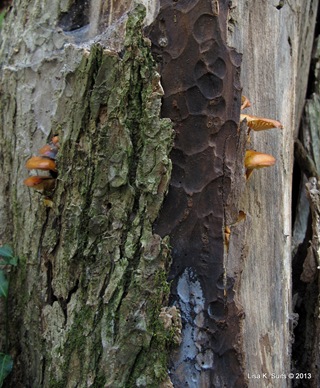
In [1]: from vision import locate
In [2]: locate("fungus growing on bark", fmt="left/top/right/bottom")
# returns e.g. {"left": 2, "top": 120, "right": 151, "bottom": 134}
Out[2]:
{"left": 25, "top": 156, "right": 57, "bottom": 172}
{"left": 23, "top": 176, "right": 56, "bottom": 192}
{"left": 240, "top": 114, "right": 283, "bottom": 131}
{"left": 241, "top": 95, "right": 251, "bottom": 110}
{"left": 51, "top": 136, "right": 59, "bottom": 146}
{"left": 224, "top": 225, "right": 231, "bottom": 249}
{"left": 38, "top": 143, "right": 59, "bottom": 160}
{"left": 245, "top": 150, "right": 276, "bottom": 179}
{"left": 224, "top": 211, "right": 246, "bottom": 251}
{"left": 24, "top": 136, "right": 59, "bottom": 195}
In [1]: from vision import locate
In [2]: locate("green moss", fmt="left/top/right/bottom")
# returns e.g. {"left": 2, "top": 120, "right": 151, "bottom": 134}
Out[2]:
{"left": 92, "top": 374, "right": 107, "bottom": 388}
{"left": 12, "top": 256, "right": 28, "bottom": 308}
{"left": 67, "top": 306, "right": 91, "bottom": 349}
{"left": 47, "top": 306, "right": 93, "bottom": 386}
{"left": 0, "top": 12, "right": 5, "bottom": 28}
{"left": 48, "top": 379, "right": 66, "bottom": 388}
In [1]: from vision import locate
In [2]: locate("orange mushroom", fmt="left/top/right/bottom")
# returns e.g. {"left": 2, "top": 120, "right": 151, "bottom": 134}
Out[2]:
{"left": 241, "top": 95, "right": 251, "bottom": 110}
{"left": 224, "top": 211, "right": 247, "bottom": 252}
{"left": 245, "top": 150, "right": 276, "bottom": 179}
{"left": 24, "top": 135, "right": 59, "bottom": 199}
{"left": 224, "top": 225, "right": 231, "bottom": 250}
{"left": 51, "top": 135, "right": 59, "bottom": 145}
{"left": 38, "top": 144, "right": 58, "bottom": 159}
{"left": 23, "top": 176, "right": 56, "bottom": 191}
{"left": 38, "top": 135, "right": 59, "bottom": 159}
{"left": 25, "top": 156, "right": 57, "bottom": 172}
{"left": 240, "top": 114, "right": 283, "bottom": 131}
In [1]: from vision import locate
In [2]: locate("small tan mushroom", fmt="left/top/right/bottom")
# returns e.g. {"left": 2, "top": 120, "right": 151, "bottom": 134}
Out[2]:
{"left": 38, "top": 143, "right": 58, "bottom": 160}
{"left": 25, "top": 156, "right": 57, "bottom": 172}
{"left": 23, "top": 176, "right": 56, "bottom": 191}
{"left": 224, "top": 211, "right": 247, "bottom": 251}
{"left": 51, "top": 135, "right": 59, "bottom": 145}
{"left": 241, "top": 114, "right": 283, "bottom": 131}
{"left": 245, "top": 150, "right": 276, "bottom": 179}
{"left": 241, "top": 95, "right": 251, "bottom": 110}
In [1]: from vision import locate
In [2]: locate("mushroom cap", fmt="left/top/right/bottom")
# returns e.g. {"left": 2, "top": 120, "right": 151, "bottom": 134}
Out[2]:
{"left": 245, "top": 150, "right": 276, "bottom": 169}
{"left": 23, "top": 176, "right": 55, "bottom": 191}
{"left": 38, "top": 144, "right": 58, "bottom": 159}
{"left": 25, "top": 156, "right": 57, "bottom": 172}
{"left": 241, "top": 95, "right": 251, "bottom": 110}
{"left": 241, "top": 114, "right": 283, "bottom": 130}
{"left": 51, "top": 136, "right": 59, "bottom": 145}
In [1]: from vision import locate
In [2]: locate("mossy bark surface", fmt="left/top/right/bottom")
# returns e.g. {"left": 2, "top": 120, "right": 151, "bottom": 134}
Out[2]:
{"left": 0, "top": 2, "right": 175, "bottom": 387}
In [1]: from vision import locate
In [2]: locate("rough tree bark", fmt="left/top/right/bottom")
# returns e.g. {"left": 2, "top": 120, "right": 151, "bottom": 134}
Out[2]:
{"left": 0, "top": 0, "right": 318, "bottom": 387}
{"left": 0, "top": 2, "right": 175, "bottom": 387}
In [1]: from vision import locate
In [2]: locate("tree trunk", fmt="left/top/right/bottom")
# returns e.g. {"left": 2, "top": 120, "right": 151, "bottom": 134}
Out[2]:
{"left": 0, "top": 0, "right": 319, "bottom": 387}
{"left": 228, "top": 1, "right": 318, "bottom": 386}
{"left": 1, "top": 2, "right": 175, "bottom": 387}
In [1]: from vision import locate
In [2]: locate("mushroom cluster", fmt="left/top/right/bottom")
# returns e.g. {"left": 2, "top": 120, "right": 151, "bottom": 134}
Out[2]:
{"left": 224, "top": 98, "right": 283, "bottom": 251}
{"left": 240, "top": 95, "right": 282, "bottom": 180}
{"left": 24, "top": 136, "right": 59, "bottom": 194}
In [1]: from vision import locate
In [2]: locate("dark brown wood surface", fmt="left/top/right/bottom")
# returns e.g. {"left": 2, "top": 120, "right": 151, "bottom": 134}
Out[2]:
{"left": 149, "top": 1, "right": 247, "bottom": 385}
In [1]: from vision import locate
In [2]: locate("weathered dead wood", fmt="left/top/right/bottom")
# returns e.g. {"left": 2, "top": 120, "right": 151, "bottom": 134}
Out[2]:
{"left": 228, "top": 1, "right": 318, "bottom": 386}
{"left": 148, "top": 1, "right": 247, "bottom": 385}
